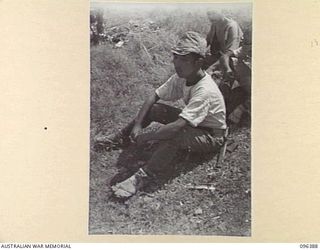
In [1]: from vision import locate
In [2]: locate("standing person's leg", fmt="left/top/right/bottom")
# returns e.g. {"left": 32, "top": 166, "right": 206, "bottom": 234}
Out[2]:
{"left": 226, "top": 87, "right": 247, "bottom": 116}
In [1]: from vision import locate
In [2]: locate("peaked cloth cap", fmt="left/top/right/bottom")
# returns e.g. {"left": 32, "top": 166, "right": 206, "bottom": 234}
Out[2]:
{"left": 172, "top": 31, "right": 207, "bottom": 58}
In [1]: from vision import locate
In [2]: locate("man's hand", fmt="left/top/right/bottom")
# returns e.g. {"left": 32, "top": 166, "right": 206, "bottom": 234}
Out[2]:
{"left": 130, "top": 124, "right": 143, "bottom": 141}
{"left": 233, "top": 47, "right": 242, "bottom": 58}
{"left": 136, "top": 133, "right": 153, "bottom": 146}
{"left": 224, "top": 70, "right": 235, "bottom": 82}
{"left": 130, "top": 92, "right": 160, "bottom": 141}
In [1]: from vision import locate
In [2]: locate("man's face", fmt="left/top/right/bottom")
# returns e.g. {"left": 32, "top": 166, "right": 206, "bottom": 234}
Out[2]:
{"left": 172, "top": 53, "right": 198, "bottom": 78}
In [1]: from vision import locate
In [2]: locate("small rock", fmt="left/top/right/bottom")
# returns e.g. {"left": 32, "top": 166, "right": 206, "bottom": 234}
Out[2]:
{"left": 194, "top": 208, "right": 203, "bottom": 215}
{"left": 115, "top": 40, "right": 124, "bottom": 48}
{"left": 153, "top": 203, "right": 161, "bottom": 210}
{"left": 143, "top": 196, "right": 153, "bottom": 202}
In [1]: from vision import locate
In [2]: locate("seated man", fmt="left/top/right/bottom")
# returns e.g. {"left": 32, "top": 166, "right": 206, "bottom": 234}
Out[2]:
{"left": 96, "top": 31, "right": 227, "bottom": 199}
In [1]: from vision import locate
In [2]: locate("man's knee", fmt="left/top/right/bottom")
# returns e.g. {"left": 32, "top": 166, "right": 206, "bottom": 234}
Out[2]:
{"left": 146, "top": 103, "right": 165, "bottom": 124}
{"left": 148, "top": 103, "right": 181, "bottom": 124}
{"left": 149, "top": 103, "right": 164, "bottom": 116}
{"left": 141, "top": 103, "right": 166, "bottom": 128}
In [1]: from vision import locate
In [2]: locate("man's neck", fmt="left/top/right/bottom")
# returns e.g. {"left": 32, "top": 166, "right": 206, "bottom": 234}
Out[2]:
{"left": 186, "top": 70, "right": 206, "bottom": 86}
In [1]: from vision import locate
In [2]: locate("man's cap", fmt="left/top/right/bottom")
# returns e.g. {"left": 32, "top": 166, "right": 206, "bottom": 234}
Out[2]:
{"left": 171, "top": 31, "right": 207, "bottom": 58}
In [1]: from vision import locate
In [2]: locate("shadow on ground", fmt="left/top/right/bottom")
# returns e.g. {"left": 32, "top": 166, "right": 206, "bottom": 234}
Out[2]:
{"left": 89, "top": 126, "right": 251, "bottom": 236}
{"left": 104, "top": 140, "right": 219, "bottom": 196}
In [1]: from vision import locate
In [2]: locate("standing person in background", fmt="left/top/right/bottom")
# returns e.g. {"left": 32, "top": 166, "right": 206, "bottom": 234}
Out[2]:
{"left": 205, "top": 10, "right": 243, "bottom": 79}
{"left": 205, "top": 11, "right": 251, "bottom": 123}
{"left": 227, "top": 44, "right": 251, "bottom": 124}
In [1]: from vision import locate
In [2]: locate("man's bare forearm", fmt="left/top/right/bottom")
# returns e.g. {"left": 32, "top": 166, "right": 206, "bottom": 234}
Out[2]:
{"left": 135, "top": 92, "right": 159, "bottom": 126}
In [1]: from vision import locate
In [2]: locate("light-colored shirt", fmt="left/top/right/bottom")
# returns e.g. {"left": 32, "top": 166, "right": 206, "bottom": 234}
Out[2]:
{"left": 155, "top": 73, "right": 226, "bottom": 129}
{"left": 206, "top": 17, "right": 243, "bottom": 55}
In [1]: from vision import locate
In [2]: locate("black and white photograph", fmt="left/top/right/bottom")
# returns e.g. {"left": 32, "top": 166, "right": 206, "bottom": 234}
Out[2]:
{"left": 89, "top": 2, "right": 252, "bottom": 236}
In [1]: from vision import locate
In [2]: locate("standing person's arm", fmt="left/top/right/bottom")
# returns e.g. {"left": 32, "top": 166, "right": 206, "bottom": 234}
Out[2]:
{"left": 219, "top": 52, "right": 234, "bottom": 74}
{"left": 223, "top": 22, "right": 242, "bottom": 55}
{"left": 219, "top": 23, "right": 242, "bottom": 77}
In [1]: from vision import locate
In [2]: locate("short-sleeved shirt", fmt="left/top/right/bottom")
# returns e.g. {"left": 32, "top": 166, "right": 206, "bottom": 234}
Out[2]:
{"left": 155, "top": 73, "right": 226, "bottom": 129}
{"left": 206, "top": 17, "right": 243, "bottom": 55}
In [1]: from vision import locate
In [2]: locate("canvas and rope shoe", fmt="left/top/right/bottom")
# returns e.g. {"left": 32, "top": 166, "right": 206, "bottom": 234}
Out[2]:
{"left": 111, "top": 168, "right": 149, "bottom": 199}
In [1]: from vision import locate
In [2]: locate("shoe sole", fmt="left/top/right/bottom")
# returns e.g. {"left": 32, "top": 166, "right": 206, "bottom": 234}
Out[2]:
{"left": 111, "top": 185, "right": 135, "bottom": 198}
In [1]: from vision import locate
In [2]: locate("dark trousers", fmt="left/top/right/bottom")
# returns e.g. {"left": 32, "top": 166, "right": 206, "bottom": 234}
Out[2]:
{"left": 122, "top": 103, "right": 224, "bottom": 177}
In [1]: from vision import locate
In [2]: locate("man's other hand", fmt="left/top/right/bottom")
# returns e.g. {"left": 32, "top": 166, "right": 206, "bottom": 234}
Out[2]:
{"left": 136, "top": 132, "right": 156, "bottom": 146}
{"left": 131, "top": 124, "right": 143, "bottom": 141}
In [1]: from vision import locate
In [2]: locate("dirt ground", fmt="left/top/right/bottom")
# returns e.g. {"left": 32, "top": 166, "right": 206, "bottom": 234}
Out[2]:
{"left": 89, "top": 124, "right": 251, "bottom": 236}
